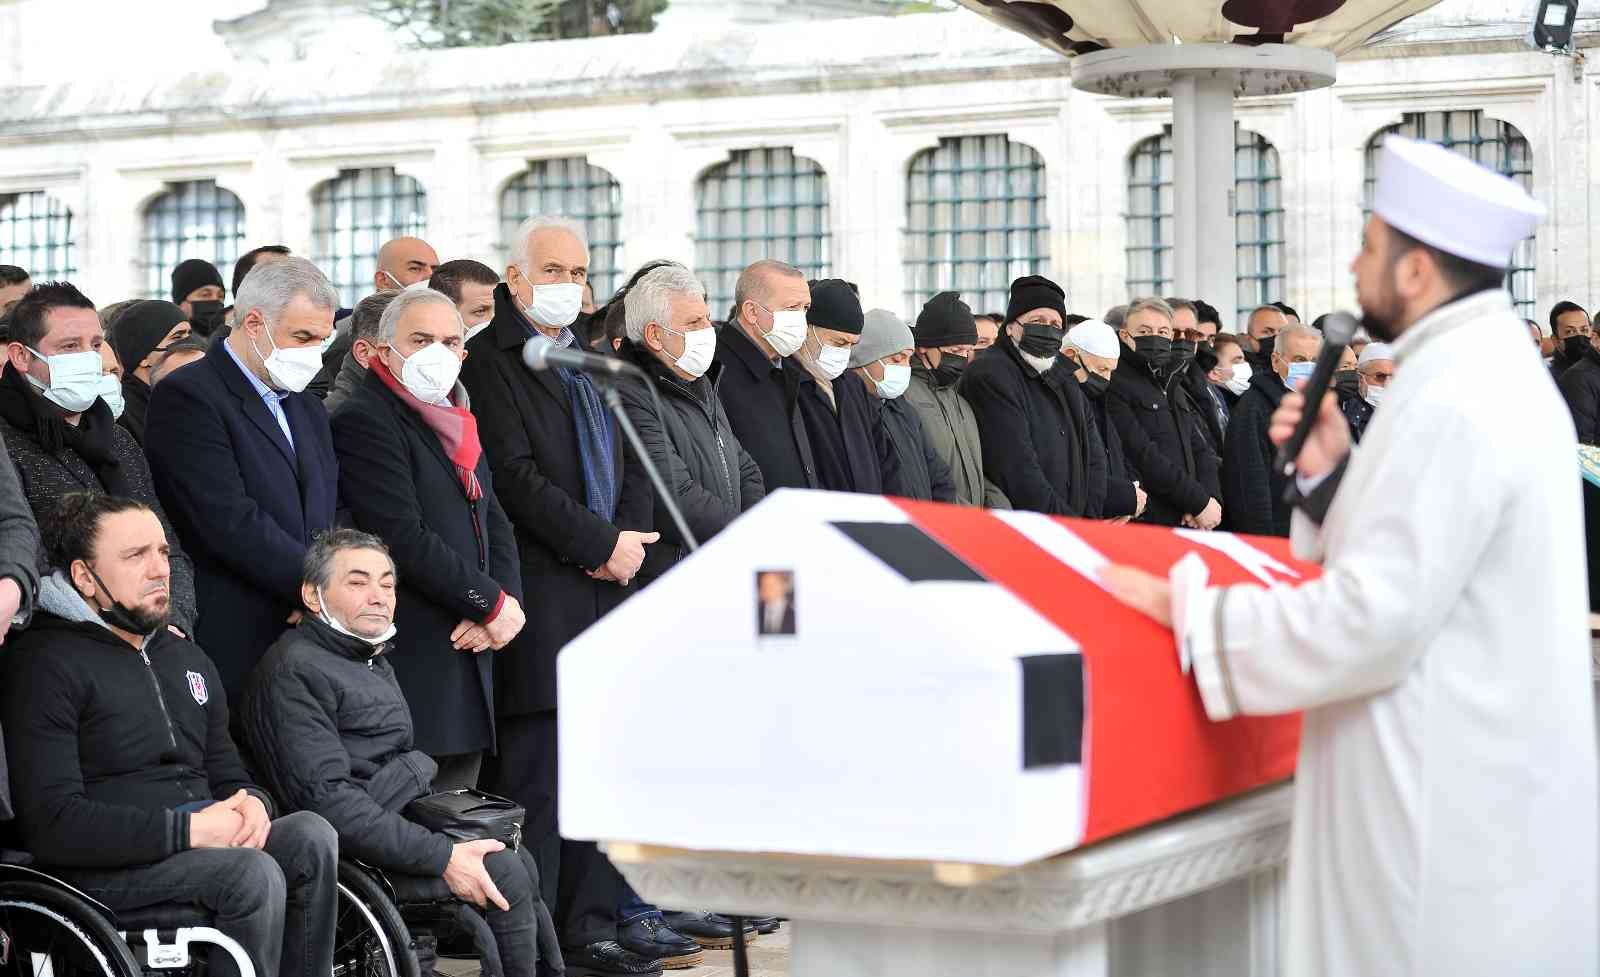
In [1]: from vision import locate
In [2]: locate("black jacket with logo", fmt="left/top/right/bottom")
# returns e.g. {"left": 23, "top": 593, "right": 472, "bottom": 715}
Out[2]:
{"left": 1, "top": 576, "right": 269, "bottom": 868}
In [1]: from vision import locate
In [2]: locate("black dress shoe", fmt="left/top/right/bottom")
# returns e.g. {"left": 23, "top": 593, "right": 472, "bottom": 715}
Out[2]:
{"left": 666, "top": 912, "right": 750, "bottom": 948}
{"left": 618, "top": 917, "right": 703, "bottom": 969}
{"left": 744, "top": 915, "right": 781, "bottom": 935}
{"left": 562, "top": 940, "right": 663, "bottom": 976}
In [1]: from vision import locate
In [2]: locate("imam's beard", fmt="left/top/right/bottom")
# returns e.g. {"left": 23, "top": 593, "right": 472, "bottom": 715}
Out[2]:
{"left": 1359, "top": 267, "right": 1407, "bottom": 344}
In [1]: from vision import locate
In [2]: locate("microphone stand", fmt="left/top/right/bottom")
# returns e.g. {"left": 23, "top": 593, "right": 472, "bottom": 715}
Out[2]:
{"left": 592, "top": 375, "right": 700, "bottom": 553}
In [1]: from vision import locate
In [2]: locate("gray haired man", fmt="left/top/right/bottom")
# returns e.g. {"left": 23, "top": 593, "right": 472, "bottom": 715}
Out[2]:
{"left": 616, "top": 264, "right": 765, "bottom": 584}
{"left": 145, "top": 255, "right": 342, "bottom": 701}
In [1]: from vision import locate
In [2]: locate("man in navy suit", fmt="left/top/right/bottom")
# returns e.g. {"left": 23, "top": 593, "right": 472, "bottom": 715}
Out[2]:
{"left": 145, "top": 256, "right": 339, "bottom": 704}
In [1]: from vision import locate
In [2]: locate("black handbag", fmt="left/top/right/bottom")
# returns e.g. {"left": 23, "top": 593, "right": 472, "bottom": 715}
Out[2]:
{"left": 404, "top": 789, "right": 525, "bottom": 850}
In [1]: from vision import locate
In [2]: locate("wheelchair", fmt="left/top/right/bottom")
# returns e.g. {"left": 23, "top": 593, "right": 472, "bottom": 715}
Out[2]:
{"left": 0, "top": 855, "right": 442, "bottom": 977}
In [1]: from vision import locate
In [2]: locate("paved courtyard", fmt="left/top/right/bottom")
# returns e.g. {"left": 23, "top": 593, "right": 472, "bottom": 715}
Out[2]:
{"left": 437, "top": 926, "right": 790, "bottom": 977}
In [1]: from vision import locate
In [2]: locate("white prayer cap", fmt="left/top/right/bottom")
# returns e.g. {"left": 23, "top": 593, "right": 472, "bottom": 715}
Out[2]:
{"left": 1066, "top": 319, "right": 1120, "bottom": 361}
{"left": 1372, "top": 135, "right": 1544, "bottom": 269}
{"left": 1358, "top": 342, "right": 1394, "bottom": 367}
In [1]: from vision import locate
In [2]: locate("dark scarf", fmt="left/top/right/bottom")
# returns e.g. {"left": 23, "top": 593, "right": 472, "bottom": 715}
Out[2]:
{"left": 120, "top": 375, "right": 151, "bottom": 445}
{"left": 515, "top": 307, "right": 618, "bottom": 521}
{"left": 0, "top": 363, "right": 130, "bottom": 496}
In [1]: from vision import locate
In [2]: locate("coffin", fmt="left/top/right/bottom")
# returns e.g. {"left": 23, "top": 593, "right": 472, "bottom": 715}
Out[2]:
{"left": 559, "top": 490, "right": 1307, "bottom": 868}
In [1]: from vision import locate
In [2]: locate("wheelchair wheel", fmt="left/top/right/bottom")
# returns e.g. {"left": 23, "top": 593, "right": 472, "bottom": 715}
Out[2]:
{"left": 0, "top": 879, "right": 141, "bottom": 977}
{"left": 333, "top": 862, "right": 419, "bottom": 977}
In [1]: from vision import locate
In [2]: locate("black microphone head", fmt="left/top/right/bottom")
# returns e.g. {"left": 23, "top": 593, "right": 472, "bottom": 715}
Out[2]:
{"left": 1320, "top": 312, "right": 1359, "bottom": 345}
{"left": 522, "top": 334, "right": 554, "bottom": 372}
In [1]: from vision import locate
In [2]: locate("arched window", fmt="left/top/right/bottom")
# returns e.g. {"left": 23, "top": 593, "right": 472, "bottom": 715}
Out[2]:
{"left": 1364, "top": 111, "right": 1536, "bottom": 318}
{"left": 696, "top": 148, "right": 829, "bottom": 316}
{"left": 904, "top": 134, "right": 1049, "bottom": 317}
{"left": 500, "top": 158, "right": 623, "bottom": 300}
{"left": 0, "top": 191, "right": 76, "bottom": 281}
{"left": 311, "top": 167, "right": 427, "bottom": 307}
{"left": 1125, "top": 126, "right": 1286, "bottom": 317}
{"left": 140, "top": 180, "right": 246, "bottom": 300}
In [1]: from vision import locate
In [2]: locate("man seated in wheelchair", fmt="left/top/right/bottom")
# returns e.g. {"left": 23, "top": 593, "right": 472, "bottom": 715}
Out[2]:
{"left": 241, "top": 529, "right": 561, "bottom": 977}
{"left": 0, "top": 492, "right": 339, "bottom": 977}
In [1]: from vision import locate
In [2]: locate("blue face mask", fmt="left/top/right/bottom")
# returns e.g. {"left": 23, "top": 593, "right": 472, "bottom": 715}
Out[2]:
{"left": 1285, "top": 360, "right": 1317, "bottom": 390}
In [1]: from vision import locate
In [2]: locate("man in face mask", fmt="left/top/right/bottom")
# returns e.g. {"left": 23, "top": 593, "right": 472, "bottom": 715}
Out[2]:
{"left": 1549, "top": 300, "right": 1592, "bottom": 380}
{"left": 1339, "top": 341, "right": 1394, "bottom": 443}
{"left": 1063, "top": 319, "right": 1145, "bottom": 522}
{"left": 108, "top": 299, "right": 192, "bottom": 444}
{"left": 458, "top": 215, "right": 664, "bottom": 977}
{"left": 329, "top": 286, "right": 527, "bottom": 790}
{"left": 0, "top": 282, "right": 199, "bottom": 636}
{"left": 1244, "top": 304, "right": 1289, "bottom": 376}
{"left": 373, "top": 236, "right": 439, "bottom": 293}
{"left": 171, "top": 258, "right": 226, "bottom": 338}
{"left": 1105, "top": 297, "right": 1222, "bottom": 529}
{"left": 144, "top": 256, "right": 340, "bottom": 703}
{"left": 1203, "top": 333, "right": 1249, "bottom": 435}
{"left": 1168, "top": 298, "right": 1226, "bottom": 455}
{"left": 713, "top": 259, "right": 819, "bottom": 494}
{"left": 2, "top": 492, "right": 338, "bottom": 977}
{"left": 903, "top": 291, "right": 1009, "bottom": 509}
{"left": 1558, "top": 312, "right": 1600, "bottom": 446}
{"left": 849, "top": 308, "right": 955, "bottom": 503}
{"left": 1220, "top": 323, "right": 1321, "bottom": 537}
{"left": 961, "top": 275, "right": 1107, "bottom": 517}
{"left": 793, "top": 279, "right": 891, "bottom": 495}
{"left": 614, "top": 264, "right": 764, "bottom": 585}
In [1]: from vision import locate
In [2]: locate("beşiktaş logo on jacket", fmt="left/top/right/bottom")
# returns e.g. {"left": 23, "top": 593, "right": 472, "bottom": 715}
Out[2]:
{"left": 186, "top": 670, "right": 209, "bottom": 705}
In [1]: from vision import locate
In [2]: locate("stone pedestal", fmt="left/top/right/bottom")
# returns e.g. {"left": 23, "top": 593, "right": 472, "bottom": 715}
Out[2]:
{"left": 610, "top": 784, "right": 1292, "bottom": 977}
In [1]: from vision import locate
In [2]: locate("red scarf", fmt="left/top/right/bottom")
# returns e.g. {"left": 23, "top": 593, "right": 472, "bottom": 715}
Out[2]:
{"left": 372, "top": 356, "right": 483, "bottom": 501}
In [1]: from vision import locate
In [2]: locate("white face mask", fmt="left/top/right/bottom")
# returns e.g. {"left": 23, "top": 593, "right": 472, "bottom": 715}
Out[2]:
{"left": 1223, "top": 361, "right": 1252, "bottom": 396}
{"left": 522, "top": 279, "right": 583, "bottom": 329}
{"left": 465, "top": 321, "right": 491, "bottom": 343}
{"left": 98, "top": 373, "right": 125, "bottom": 419}
{"left": 808, "top": 328, "right": 852, "bottom": 380}
{"left": 316, "top": 587, "right": 396, "bottom": 647}
{"left": 251, "top": 325, "right": 323, "bottom": 393}
{"left": 25, "top": 346, "right": 104, "bottom": 413}
{"left": 873, "top": 362, "right": 911, "bottom": 399}
{"left": 389, "top": 341, "right": 461, "bottom": 405}
{"left": 663, "top": 324, "right": 716, "bottom": 380}
{"left": 760, "top": 306, "right": 808, "bottom": 358}
{"left": 1364, "top": 385, "right": 1385, "bottom": 409}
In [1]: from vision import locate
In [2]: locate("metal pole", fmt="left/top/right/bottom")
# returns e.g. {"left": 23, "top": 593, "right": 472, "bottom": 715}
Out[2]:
{"left": 1171, "top": 69, "right": 1239, "bottom": 329}
{"left": 599, "top": 381, "right": 701, "bottom": 552}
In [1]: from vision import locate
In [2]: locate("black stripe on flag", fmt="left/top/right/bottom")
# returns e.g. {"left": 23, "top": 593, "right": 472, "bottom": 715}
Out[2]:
{"left": 828, "top": 521, "right": 986, "bottom": 583}
{"left": 1019, "top": 653, "right": 1084, "bottom": 768}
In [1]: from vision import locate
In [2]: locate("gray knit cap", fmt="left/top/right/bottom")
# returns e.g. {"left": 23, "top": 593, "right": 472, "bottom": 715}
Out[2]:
{"left": 849, "top": 309, "right": 916, "bottom": 368}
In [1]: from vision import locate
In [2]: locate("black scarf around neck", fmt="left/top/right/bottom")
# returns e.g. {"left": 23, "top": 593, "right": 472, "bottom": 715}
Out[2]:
{"left": 0, "top": 364, "right": 129, "bottom": 496}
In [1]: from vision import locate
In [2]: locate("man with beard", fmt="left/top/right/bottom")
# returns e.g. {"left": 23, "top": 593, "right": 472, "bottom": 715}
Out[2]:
{"left": 1104, "top": 135, "right": 1594, "bottom": 977}
{"left": 1105, "top": 297, "right": 1222, "bottom": 529}
{"left": 1061, "top": 319, "right": 1144, "bottom": 521}
{"left": 960, "top": 275, "right": 1105, "bottom": 516}
{"left": 2, "top": 492, "right": 338, "bottom": 977}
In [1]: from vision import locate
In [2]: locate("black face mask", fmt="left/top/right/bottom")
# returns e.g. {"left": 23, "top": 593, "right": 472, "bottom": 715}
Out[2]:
{"left": 83, "top": 563, "right": 167, "bottom": 636}
{"left": 187, "top": 300, "right": 224, "bottom": 337}
{"left": 1133, "top": 334, "right": 1172, "bottom": 363}
{"left": 1565, "top": 335, "right": 1591, "bottom": 363}
{"left": 1256, "top": 334, "right": 1276, "bottom": 360}
{"left": 1017, "top": 323, "right": 1064, "bottom": 358}
{"left": 1166, "top": 339, "right": 1197, "bottom": 370}
{"left": 929, "top": 351, "right": 968, "bottom": 388}
{"left": 1080, "top": 371, "right": 1111, "bottom": 398}
{"left": 1333, "top": 369, "right": 1362, "bottom": 399}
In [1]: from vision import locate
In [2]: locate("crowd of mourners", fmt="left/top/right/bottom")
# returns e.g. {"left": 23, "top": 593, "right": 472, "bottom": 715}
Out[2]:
{"left": 0, "top": 212, "right": 1575, "bottom": 977}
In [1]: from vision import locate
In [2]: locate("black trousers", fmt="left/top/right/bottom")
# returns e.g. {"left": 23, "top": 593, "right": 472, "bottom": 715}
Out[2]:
{"left": 388, "top": 846, "right": 562, "bottom": 977}
{"left": 485, "top": 709, "right": 624, "bottom": 948}
{"left": 54, "top": 811, "right": 338, "bottom": 977}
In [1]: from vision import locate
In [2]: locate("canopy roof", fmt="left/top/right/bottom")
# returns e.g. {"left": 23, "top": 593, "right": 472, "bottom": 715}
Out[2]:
{"left": 953, "top": 0, "right": 1448, "bottom": 57}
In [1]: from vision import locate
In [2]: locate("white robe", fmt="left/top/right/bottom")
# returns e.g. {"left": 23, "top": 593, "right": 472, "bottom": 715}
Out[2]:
{"left": 1175, "top": 290, "right": 1598, "bottom": 977}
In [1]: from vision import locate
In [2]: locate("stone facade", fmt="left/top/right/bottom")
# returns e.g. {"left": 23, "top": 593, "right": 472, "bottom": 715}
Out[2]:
{"left": 0, "top": 0, "right": 1595, "bottom": 324}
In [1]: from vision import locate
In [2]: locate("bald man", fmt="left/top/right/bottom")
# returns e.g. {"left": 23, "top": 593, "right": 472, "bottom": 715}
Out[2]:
{"left": 374, "top": 237, "right": 439, "bottom": 292}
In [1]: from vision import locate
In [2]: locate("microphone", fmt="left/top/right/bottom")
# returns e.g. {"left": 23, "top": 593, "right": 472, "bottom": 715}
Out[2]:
{"left": 521, "top": 334, "right": 642, "bottom": 380}
{"left": 1273, "top": 311, "right": 1359, "bottom": 485}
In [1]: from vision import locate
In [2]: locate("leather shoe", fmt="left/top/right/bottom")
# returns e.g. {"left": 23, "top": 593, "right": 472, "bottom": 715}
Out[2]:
{"left": 662, "top": 911, "right": 750, "bottom": 949}
{"left": 618, "top": 917, "right": 703, "bottom": 969}
{"left": 562, "top": 940, "right": 663, "bottom": 976}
